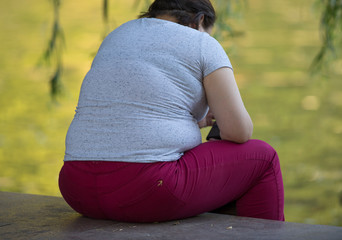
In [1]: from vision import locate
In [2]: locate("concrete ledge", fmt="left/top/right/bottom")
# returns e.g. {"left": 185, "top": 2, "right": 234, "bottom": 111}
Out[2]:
{"left": 1, "top": 191, "right": 342, "bottom": 240}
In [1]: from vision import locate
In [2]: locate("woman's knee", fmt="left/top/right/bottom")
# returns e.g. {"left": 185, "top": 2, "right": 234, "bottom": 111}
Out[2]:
{"left": 248, "top": 139, "right": 276, "bottom": 150}
{"left": 246, "top": 139, "right": 278, "bottom": 163}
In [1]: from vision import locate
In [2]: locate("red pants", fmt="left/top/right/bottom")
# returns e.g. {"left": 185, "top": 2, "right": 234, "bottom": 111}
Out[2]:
{"left": 59, "top": 140, "right": 285, "bottom": 222}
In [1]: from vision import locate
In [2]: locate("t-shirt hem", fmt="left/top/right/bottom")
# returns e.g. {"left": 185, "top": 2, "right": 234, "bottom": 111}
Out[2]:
{"left": 63, "top": 155, "right": 182, "bottom": 163}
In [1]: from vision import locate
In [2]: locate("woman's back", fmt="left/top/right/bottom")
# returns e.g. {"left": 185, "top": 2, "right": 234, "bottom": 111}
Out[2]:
{"left": 64, "top": 18, "right": 231, "bottom": 162}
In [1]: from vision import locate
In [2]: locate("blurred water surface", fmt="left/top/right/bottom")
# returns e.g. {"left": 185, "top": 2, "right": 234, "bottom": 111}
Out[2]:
{"left": 0, "top": 0, "right": 341, "bottom": 226}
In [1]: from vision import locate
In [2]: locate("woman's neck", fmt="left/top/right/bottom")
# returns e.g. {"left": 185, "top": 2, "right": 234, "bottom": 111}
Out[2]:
{"left": 156, "top": 15, "right": 178, "bottom": 23}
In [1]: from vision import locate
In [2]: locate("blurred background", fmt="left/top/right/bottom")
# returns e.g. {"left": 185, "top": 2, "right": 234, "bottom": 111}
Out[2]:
{"left": 0, "top": 0, "right": 341, "bottom": 226}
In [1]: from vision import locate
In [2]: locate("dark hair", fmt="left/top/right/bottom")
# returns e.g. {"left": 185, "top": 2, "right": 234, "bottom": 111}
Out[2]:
{"left": 139, "top": 0, "right": 216, "bottom": 30}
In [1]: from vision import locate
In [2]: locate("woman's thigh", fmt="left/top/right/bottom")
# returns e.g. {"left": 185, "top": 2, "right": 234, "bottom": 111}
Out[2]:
{"left": 169, "top": 139, "right": 284, "bottom": 220}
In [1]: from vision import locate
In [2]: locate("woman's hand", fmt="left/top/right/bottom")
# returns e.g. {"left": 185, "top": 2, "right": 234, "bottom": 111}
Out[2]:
{"left": 198, "top": 111, "right": 215, "bottom": 128}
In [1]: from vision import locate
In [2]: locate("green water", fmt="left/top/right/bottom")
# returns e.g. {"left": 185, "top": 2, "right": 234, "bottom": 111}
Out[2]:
{"left": 0, "top": 0, "right": 341, "bottom": 226}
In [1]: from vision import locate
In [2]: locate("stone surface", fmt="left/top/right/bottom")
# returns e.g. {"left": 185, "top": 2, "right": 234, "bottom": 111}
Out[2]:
{"left": 1, "top": 191, "right": 342, "bottom": 240}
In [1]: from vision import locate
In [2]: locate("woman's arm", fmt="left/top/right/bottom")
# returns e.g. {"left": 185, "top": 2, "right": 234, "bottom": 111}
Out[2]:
{"left": 203, "top": 67, "right": 253, "bottom": 143}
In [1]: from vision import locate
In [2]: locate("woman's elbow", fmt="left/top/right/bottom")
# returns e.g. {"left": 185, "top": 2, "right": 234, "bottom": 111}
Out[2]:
{"left": 220, "top": 132, "right": 251, "bottom": 144}
{"left": 220, "top": 121, "right": 253, "bottom": 144}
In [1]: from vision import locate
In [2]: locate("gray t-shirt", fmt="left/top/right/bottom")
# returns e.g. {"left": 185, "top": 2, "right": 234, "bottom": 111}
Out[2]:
{"left": 64, "top": 18, "right": 232, "bottom": 163}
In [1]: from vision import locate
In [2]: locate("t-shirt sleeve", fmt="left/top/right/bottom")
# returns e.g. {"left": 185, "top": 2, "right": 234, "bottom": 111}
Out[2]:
{"left": 200, "top": 34, "right": 233, "bottom": 78}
